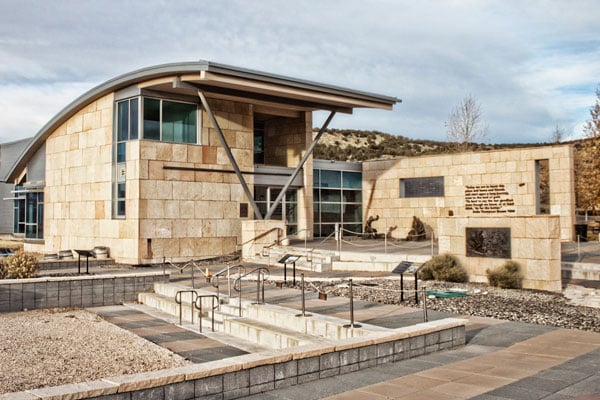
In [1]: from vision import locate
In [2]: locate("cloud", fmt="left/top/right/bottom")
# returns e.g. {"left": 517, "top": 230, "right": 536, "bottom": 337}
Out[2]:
{"left": 0, "top": 0, "right": 599, "bottom": 143}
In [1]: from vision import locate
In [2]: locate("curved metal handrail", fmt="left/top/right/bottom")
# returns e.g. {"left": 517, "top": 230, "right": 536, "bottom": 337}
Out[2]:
{"left": 163, "top": 257, "right": 210, "bottom": 288}
{"left": 210, "top": 264, "right": 246, "bottom": 299}
{"left": 232, "top": 266, "right": 270, "bottom": 316}
{"left": 194, "top": 294, "right": 219, "bottom": 333}
{"left": 233, "top": 267, "right": 270, "bottom": 292}
{"left": 174, "top": 289, "right": 198, "bottom": 325}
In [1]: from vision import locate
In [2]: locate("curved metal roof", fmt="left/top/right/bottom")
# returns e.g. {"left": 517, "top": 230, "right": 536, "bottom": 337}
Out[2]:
{"left": 6, "top": 61, "right": 399, "bottom": 182}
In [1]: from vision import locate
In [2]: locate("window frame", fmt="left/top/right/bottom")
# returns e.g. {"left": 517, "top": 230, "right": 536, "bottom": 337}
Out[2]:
{"left": 142, "top": 97, "right": 200, "bottom": 144}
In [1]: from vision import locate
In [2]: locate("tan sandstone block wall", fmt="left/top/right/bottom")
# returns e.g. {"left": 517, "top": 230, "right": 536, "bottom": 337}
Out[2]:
{"left": 137, "top": 99, "right": 254, "bottom": 263}
{"left": 39, "top": 93, "right": 141, "bottom": 263}
{"left": 438, "top": 216, "right": 562, "bottom": 292}
{"left": 264, "top": 116, "right": 308, "bottom": 167}
{"left": 362, "top": 145, "right": 575, "bottom": 242}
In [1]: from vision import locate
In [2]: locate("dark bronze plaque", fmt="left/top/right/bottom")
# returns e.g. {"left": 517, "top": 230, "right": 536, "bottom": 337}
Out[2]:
{"left": 466, "top": 227, "right": 511, "bottom": 259}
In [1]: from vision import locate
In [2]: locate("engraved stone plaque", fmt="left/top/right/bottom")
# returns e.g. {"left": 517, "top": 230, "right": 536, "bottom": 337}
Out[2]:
{"left": 466, "top": 227, "right": 511, "bottom": 259}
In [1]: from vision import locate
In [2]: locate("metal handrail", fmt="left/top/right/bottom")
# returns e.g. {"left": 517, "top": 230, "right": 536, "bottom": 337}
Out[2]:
{"left": 210, "top": 264, "right": 246, "bottom": 299}
{"left": 233, "top": 267, "right": 269, "bottom": 316}
{"left": 163, "top": 257, "right": 210, "bottom": 288}
{"left": 174, "top": 290, "right": 198, "bottom": 325}
{"left": 195, "top": 294, "right": 219, "bottom": 333}
{"left": 237, "top": 227, "right": 283, "bottom": 252}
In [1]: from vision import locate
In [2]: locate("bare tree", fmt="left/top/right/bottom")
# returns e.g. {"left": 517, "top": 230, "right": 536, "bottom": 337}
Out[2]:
{"left": 446, "top": 95, "right": 488, "bottom": 152}
{"left": 575, "top": 85, "right": 600, "bottom": 220}
{"left": 551, "top": 124, "right": 565, "bottom": 143}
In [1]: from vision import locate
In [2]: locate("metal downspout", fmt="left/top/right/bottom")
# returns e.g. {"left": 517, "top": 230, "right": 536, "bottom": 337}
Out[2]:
{"left": 264, "top": 111, "right": 336, "bottom": 219}
{"left": 197, "top": 90, "right": 263, "bottom": 219}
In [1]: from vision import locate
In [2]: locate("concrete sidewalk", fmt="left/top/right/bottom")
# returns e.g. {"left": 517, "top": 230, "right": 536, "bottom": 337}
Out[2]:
{"left": 89, "top": 280, "right": 600, "bottom": 399}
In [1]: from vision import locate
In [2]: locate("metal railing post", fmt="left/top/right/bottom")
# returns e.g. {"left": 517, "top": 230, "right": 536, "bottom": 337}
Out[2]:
{"left": 415, "top": 272, "right": 419, "bottom": 305}
{"left": 198, "top": 296, "right": 203, "bottom": 333}
{"left": 295, "top": 273, "right": 312, "bottom": 318}
{"left": 256, "top": 271, "right": 261, "bottom": 304}
{"left": 422, "top": 286, "right": 429, "bottom": 322}
{"left": 211, "top": 296, "right": 215, "bottom": 332}
{"left": 342, "top": 279, "right": 361, "bottom": 329}
{"left": 239, "top": 280, "right": 242, "bottom": 317}
{"left": 191, "top": 264, "right": 195, "bottom": 289}
{"left": 385, "top": 232, "right": 388, "bottom": 254}
{"left": 261, "top": 271, "right": 265, "bottom": 304}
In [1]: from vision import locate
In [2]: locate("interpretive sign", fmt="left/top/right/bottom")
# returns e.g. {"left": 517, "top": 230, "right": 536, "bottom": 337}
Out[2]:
{"left": 466, "top": 227, "right": 511, "bottom": 258}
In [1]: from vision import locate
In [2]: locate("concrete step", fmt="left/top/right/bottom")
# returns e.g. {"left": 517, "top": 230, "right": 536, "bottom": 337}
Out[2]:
{"left": 223, "top": 317, "right": 325, "bottom": 349}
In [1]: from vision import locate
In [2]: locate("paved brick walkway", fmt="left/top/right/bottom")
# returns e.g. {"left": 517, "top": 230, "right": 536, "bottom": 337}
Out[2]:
{"left": 91, "top": 305, "right": 247, "bottom": 363}
{"left": 243, "top": 323, "right": 599, "bottom": 399}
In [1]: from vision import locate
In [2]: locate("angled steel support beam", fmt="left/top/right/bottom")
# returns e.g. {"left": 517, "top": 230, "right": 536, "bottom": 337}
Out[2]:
{"left": 197, "top": 90, "right": 263, "bottom": 219}
{"left": 265, "top": 111, "right": 336, "bottom": 219}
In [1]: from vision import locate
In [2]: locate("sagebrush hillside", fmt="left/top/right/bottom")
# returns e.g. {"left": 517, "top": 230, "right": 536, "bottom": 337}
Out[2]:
{"left": 313, "top": 129, "right": 549, "bottom": 161}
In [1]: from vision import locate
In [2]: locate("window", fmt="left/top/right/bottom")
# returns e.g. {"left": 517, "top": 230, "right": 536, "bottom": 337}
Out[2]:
{"left": 254, "top": 121, "right": 265, "bottom": 164}
{"left": 313, "top": 168, "right": 363, "bottom": 237}
{"left": 254, "top": 186, "right": 298, "bottom": 235}
{"left": 400, "top": 176, "right": 444, "bottom": 198}
{"left": 25, "top": 192, "right": 44, "bottom": 239}
{"left": 12, "top": 187, "right": 43, "bottom": 239}
{"left": 116, "top": 98, "right": 138, "bottom": 162}
{"left": 143, "top": 98, "right": 197, "bottom": 144}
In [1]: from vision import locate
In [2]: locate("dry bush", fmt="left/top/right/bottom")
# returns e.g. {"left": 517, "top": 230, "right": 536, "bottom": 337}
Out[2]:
{"left": 486, "top": 260, "right": 523, "bottom": 289}
{"left": 419, "top": 254, "right": 468, "bottom": 283}
{"left": 2, "top": 251, "right": 39, "bottom": 279}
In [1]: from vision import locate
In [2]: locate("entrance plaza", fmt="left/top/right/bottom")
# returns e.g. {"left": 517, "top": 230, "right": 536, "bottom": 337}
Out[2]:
{"left": 1, "top": 238, "right": 598, "bottom": 399}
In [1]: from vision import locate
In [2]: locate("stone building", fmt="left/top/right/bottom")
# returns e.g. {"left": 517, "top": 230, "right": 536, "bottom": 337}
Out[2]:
{"left": 2, "top": 61, "right": 398, "bottom": 264}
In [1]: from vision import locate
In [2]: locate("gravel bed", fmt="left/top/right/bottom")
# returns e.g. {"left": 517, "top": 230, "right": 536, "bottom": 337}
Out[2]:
{"left": 0, "top": 308, "right": 190, "bottom": 394}
{"left": 302, "top": 279, "right": 600, "bottom": 332}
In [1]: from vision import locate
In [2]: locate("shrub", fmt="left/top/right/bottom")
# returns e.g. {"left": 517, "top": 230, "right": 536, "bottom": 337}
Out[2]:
{"left": 487, "top": 261, "right": 523, "bottom": 289}
{"left": 3, "top": 251, "right": 39, "bottom": 279}
{"left": 419, "top": 254, "right": 468, "bottom": 283}
{"left": 0, "top": 262, "right": 5, "bottom": 279}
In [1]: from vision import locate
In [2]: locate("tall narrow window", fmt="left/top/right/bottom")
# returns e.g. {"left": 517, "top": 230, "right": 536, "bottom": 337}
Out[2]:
{"left": 13, "top": 185, "right": 25, "bottom": 234}
{"left": 536, "top": 159, "right": 550, "bottom": 214}
{"left": 254, "top": 121, "right": 265, "bottom": 164}
{"left": 113, "top": 97, "right": 139, "bottom": 218}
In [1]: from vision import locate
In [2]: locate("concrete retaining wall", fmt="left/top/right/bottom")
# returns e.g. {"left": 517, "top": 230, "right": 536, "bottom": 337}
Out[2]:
{"left": 1, "top": 318, "right": 466, "bottom": 399}
{"left": 0, "top": 272, "right": 170, "bottom": 312}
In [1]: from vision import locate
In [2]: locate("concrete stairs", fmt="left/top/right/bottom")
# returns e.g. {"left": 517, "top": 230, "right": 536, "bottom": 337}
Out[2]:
{"left": 137, "top": 281, "right": 391, "bottom": 351}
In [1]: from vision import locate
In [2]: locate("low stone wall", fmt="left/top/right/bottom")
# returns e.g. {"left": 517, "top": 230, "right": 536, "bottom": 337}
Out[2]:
{"left": 0, "top": 272, "right": 170, "bottom": 312}
{"left": 1, "top": 318, "right": 466, "bottom": 400}
{"left": 438, "top": 216, "right": 562, "bottom": 292}
{"left": 37, "top": 258, "right": 113, "bottom": 271}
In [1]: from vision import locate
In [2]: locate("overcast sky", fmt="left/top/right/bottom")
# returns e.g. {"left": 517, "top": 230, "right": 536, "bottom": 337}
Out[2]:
{"left": 1, "top": 0, "right": 599, "bottom": 144}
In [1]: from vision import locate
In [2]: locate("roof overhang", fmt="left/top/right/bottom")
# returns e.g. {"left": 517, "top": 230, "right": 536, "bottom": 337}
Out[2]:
{"left": 6, "top": 60, "right": 400, "bottom": 182}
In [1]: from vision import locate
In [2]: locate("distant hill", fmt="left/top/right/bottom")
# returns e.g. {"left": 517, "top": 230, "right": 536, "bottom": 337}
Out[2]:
{"left": 313, "top": 129, "right": 552, "bottom": 161}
